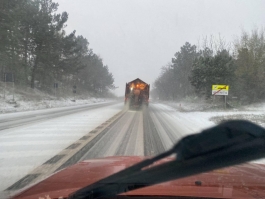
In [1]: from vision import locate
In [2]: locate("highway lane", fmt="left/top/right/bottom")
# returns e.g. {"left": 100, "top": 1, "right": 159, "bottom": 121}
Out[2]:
{"left": 0, "top": 103, "right": 123, "bottom": 196}
{"left": 2, "top": 102, "right": 206, "bottom": 197}
{"left": 5, "top": 102, "right": 265, "bottom": 198}
{"left": 0, "top": 101, "right": 117, "bottom": 131}
{"left": 79, "top": 102, "right": 208, "bottom": 162}
{"left": 80, "top": 104, "right": 186, "bottom": 160}
{"left": 80, "top": 109, "right": 145, "bottom": 160}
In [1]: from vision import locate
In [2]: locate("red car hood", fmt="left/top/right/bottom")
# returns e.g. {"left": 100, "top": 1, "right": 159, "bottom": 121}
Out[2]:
{"left": 13, "top": 156, "right": 265, "bottom": 199}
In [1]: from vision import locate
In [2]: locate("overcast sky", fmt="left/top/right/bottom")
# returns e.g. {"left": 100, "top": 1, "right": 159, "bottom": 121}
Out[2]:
{"left": 55, "top": 0, "right": 265, "bottom": 96}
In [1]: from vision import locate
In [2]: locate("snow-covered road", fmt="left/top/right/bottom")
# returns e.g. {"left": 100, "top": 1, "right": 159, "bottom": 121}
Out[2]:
{"left": 0, "top": 102, "right": 122, "bottom": 196}
{"left": 78, "top": 103, "right": 215, "bottom": 161}
{"left": 0, "top": 102, "right": 116, "bottom": 131}
{"left": 1, "top": 102, "right": 265, "bottom": 198}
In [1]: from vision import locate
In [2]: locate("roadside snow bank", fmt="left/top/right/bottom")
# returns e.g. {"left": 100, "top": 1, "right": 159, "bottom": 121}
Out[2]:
{"left": 162, "top": 100, "right": 265, "bottom": 127}
{"left": 0, "top": 97, "right": 114, "bottom": 114}
{"left": 0, "top": 84, "right": 117, "bottom": 114}
{"left": 161, "top": 102, "right": 265, "bottom": 164}
{"left": 241, "top": 102, "right": 265, "bottom": 111}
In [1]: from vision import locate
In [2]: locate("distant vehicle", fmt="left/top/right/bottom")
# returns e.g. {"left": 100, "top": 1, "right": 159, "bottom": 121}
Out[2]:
{"left": 124, "top": 78, "right": 150, "bottom": 108}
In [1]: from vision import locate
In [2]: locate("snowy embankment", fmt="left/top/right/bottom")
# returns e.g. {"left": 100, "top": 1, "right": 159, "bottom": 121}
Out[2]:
{"left": 163, "top": 100, "right": 265, "bottom": 127}
{"left": 0, "top": 86, "right": 115, "bottom": 114}
{"left": 0, "top": 97, "right": 111, "bottom": 113}
{"left": 159, "top": 100, "right": 265, "bottom": 164}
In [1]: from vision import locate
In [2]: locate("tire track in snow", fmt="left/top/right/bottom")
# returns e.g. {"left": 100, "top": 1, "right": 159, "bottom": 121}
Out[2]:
{"left": 62, "top": 104, "right": 182, "bottom": 160}
{"left": 80, "top": 112, "right": 135, "bottom": 159}
{"left": 143, "top": 107, "right": 165, "bottom": 156}
{"left": 115, "top": 112, "right": 139, "bottom": 155}
{"left": 80, "top": 110, "right": 145, "bottom": 159}
{"left": 148, "top": 104, "right": 185, "bottom": 150}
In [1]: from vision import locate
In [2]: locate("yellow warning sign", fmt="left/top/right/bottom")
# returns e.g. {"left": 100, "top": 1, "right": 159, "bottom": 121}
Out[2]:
{"left": 212, "top": 85, "right": 229, "bottom": 91}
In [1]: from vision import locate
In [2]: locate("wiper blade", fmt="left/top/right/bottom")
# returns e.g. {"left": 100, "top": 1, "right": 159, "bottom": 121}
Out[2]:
{"left": 69, "top": 120, "right": 265, "bottom": 199}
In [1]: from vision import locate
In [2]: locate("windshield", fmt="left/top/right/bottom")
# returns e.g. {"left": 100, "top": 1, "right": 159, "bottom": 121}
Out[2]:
{"left": 1, "top": 1, "right": 265, "bottom": 199}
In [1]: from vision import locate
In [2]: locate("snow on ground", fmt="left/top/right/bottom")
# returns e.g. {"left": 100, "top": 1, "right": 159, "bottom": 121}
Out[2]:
{"left": 210, "top": 114, "right": 265, "bottom": 128}
{"left": 158, "top": 101, "right": 265, "bottom": 165}
{"left": 0, "top": 103, "right": 123, "bottom": 193}
{"left": 152, "top": 103, "right": 263, "bottom": 135}
{"left": 161, "top": 100, "right": 265, "bottom": 127}
{"left": 241, "top": 102, "right": 265, "bottom": 111}
{"left": 163, "top": 98, "right": 265, "bottom": 112}
{"left": 0, "top": 96, "right": 112, "bottom": 114}
{"left": 0, "top": 84, "right": 116, "bottom": 114}
{"left": 165, "top": 99, "right": 214, "bottom": 112}
{"left": 1, "top": 97, "right": 264, "bottom": 194}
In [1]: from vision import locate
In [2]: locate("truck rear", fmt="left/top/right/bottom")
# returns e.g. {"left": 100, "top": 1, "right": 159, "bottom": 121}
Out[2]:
{"left": 125, "top": 78, "right": 150, "bottom": 108}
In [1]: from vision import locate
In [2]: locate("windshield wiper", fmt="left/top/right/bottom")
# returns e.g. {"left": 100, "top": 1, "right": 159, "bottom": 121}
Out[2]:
{"left": 69, "top": 120, "right": 265, "bottom": 199}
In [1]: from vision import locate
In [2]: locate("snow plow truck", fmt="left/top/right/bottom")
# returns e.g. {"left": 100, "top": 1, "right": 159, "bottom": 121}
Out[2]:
{"left": 125, "top": 78, "right": 150, "bottom": 108}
